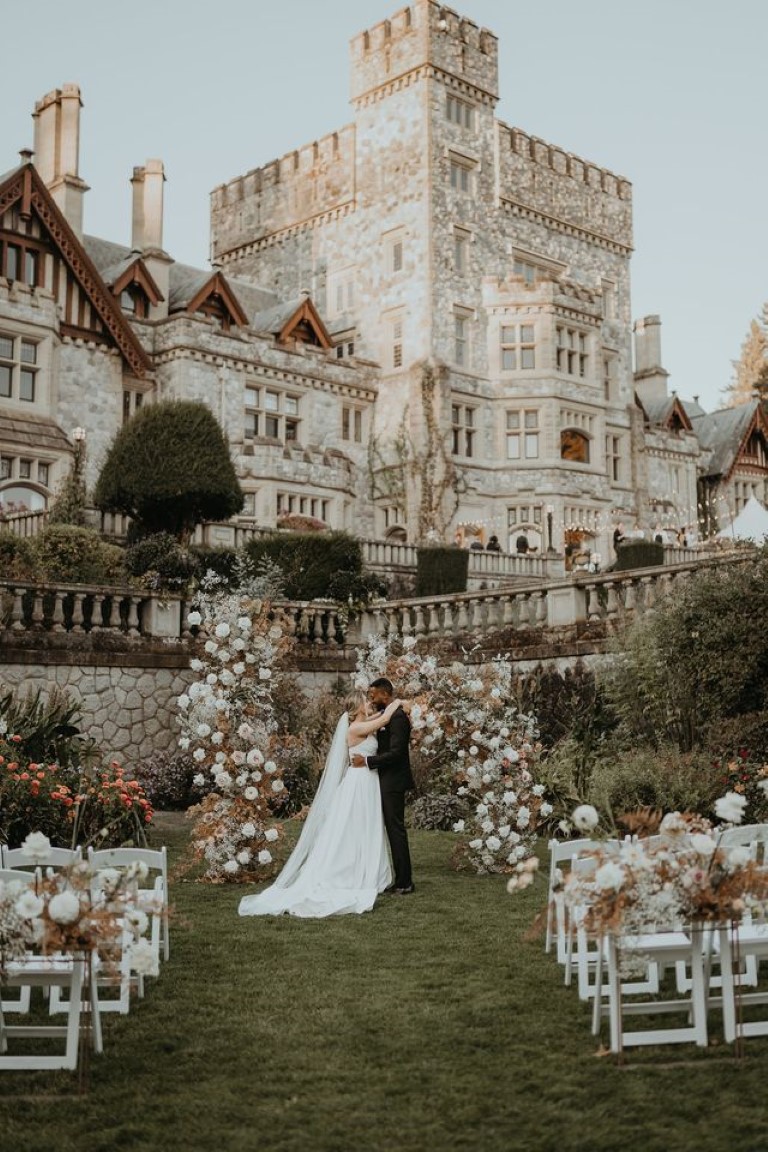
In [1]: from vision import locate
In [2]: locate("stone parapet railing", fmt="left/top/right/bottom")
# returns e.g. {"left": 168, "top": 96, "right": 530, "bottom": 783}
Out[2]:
{"left": 0, "top": 553, "right": 749, "bottom": 653}
{"left": 0, "top": 579, "right": 189, "bottom": 642}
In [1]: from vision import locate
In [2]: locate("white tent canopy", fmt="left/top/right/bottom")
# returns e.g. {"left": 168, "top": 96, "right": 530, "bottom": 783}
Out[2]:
{"left": 718, "top": 495, "right": 768, "bottom": 543}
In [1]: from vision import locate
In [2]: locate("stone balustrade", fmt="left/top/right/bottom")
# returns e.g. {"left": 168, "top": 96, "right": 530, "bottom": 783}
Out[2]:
{"left": 0, "top": 579, "right": 188, "bottom": 641}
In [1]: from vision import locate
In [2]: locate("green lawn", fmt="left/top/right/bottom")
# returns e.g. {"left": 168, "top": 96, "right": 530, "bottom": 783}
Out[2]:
{"left": 2, "top": 817, "right": 767, "bottom": 1152}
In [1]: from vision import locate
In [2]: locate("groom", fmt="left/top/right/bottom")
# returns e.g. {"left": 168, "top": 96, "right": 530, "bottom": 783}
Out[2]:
{"left": 351, "top": 677, "right": 415, "bottom": 895}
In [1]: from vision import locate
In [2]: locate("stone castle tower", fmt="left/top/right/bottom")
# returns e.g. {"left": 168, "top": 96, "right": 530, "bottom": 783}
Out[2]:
{"left": 210, "top": 0, "right": 638, "bottom": 553}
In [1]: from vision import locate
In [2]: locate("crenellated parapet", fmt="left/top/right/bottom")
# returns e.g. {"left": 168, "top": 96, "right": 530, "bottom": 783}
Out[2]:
{"left": 210, "top": 126, "right": 356, "bottom": 264}
{"left": 498, "top": 123, "right": 633, "bottom": 253}
{"left": 349, "top": 0, "right": 498, "bottom": 106}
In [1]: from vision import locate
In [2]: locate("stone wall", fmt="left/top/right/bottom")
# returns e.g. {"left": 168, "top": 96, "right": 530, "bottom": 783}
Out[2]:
{"left": 0, "top": 647, "right": 192, "bottom": 766}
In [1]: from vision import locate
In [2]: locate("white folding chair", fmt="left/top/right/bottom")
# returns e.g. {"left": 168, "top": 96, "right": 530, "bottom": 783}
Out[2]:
{"left": 0, "top": 869, "right": 39, "bottom": 1015}
{"left": 545, "top": 838, "right": 603, "bottom": 961}
{"left": 597, "top": 926, "right": 709, "bottom": 1053}
{"left": 2, "top": 845, "right": 83, "bottom": 872}
{"left": 88, "top": 846, "right": 169, "bottom": 963}
{"left": 716, "top": 921, "right": 768, "bottom": 1043}
{"left": 719, "top": 824, "right": 768, "bottom": 861}
{"left": 0, "top": 955, "right": 102, "bottom": 1069}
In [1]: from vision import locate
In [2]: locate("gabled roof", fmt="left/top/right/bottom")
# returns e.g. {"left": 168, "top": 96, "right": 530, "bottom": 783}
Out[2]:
{"left": 691, "top": 399, "right": 768, "bottom": 479}
{"left": 172, "top": 267, "right": 247, "bottom": 327}
{"left": 101, "top": 253, "right": 164, "bottom": 303}
{"left": 251, "top": 294, "right": 332, "bottom": 348}
{"left": 0, "top": 162, "right": 152, "bottom": 378}
{"left": 636, "top": 393, "right": 693, "bottom": 432}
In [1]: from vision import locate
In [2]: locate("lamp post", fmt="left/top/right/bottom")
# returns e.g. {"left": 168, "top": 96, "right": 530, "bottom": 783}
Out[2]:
{"left": 546, "top": 504, "right": 554, "bottom": 553}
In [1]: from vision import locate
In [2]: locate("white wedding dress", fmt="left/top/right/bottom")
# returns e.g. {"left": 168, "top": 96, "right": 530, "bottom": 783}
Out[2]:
{"left": 238, "top": 716, "right": 392, "bottom": 918}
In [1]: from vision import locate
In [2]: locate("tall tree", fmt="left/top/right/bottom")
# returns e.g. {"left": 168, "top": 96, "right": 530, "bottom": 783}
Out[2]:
{"left": 94, "top": 400, "right": 243, "bottom": 541}
{"left": 725, "top": 311, "right": 768, "bottom": 407}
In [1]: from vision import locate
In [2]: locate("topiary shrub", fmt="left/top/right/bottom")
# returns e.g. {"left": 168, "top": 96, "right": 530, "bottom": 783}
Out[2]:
{"left": 31, "top": 524, "right": 126, "bottom": 584}
{"left": 244, "top": 531, "right": 363, "bottom": 600}
{"left": 94, "top": 399, "right": 244, "bottom": 540}
{"left": 415, "top": 545, "right": 468, "bottom": 596}
{"left": 614, "top": 540, "right": 664, "bottom": 570}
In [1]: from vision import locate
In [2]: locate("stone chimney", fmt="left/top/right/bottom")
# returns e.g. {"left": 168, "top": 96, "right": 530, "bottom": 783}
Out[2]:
{"left": 130, "top": 159, "right": 171, "bottom": 317}
{"left": 633, "top": 314, "right": 670, "bottom": 404}
{"left": 32, "top": 85, "right": 89, "bottom": 239}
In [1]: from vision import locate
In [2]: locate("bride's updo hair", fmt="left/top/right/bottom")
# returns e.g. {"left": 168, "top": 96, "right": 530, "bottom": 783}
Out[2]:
{"left": 343, "top": 691, "right": 367, "bottom": 721}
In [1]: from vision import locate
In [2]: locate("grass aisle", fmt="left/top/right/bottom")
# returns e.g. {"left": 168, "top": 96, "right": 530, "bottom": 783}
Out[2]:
{"left": 2, "top": 819, "right": 768, "bottom": 1152}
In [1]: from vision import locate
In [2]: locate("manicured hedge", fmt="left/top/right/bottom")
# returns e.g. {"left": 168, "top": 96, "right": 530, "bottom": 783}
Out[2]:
{"left": 614, "top": 540, "right": 664, "bottom": 571}
{"left": 244, "top": 531, "right": 363, "bottom": 600}
{"left": 415, "top": 546, "right": 468, "bottom": 596}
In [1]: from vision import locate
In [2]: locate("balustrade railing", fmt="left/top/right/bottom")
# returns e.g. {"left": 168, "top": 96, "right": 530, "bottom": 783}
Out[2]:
{"left": 1, "top": 554, "right": 748, "bottom": 652}
{"left": 0, "top": 579, "right": 189, "bottom": 641}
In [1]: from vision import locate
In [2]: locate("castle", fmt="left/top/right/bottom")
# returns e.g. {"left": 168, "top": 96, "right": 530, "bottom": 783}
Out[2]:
{"left": 1, "top": 0, "right": 766, "bottom": 560}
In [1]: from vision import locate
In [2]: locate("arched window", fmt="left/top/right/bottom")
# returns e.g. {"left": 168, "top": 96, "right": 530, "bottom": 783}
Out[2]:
{"left": 561, "top": 429, "right": 590, "bottom": 463}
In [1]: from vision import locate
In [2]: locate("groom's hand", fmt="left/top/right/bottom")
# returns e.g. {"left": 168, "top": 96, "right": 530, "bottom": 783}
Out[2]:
{"left": 351, "top": 754, "right": 365, "bottom": 767}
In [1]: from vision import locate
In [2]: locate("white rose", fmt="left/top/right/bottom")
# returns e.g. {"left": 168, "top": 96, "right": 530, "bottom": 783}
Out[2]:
{"left": 125, "top": 908, "right": 149, "bottom": 936}
{"left": 265, "top": 828, "right": 279, "bottom": 842}
{"left": 714, "top": 792, "right": 748, "bottom": 825}
{"left": 259, "top": 668, "right": 272, "bottom": 680}
{"left": 237, "top": 849, "right": 252, "bottom": 865}
{"left": 486, "top": 836, "right": 501, "bottom": 852}
{"left": 177, "top": 694, "right": 190, "bottom": 710}
{"left": 244, "top": 786, "right": 259, "bottom": 801}
{"left": 193, "top": 748, "right": 206, "bottom": 763}
{"left": 233, "top": 663, "right": 246, "bottom": 676}
{"left": 690, "top": 833, "right": 716, "bottom": 856}
{"left": 595, "top": 861, "right": 625, "bottom": 891}
{"left": 187, "top": 611, "right": 202, "bottom": 627}
{"left": 241, "top": 822, "right": 257, "bottom": 838}
{"left": 258, "top": 850, "right": 272, "bottom": 866}
{"left": 204, "top": 640, "right": 218, "bottom": 654}
{"left": 468, "top": 839, "right": 483, "bottom": 850}
{"left": 572, "top": 804, "right": 600, "bottom": 833}
{"left": 224, "top": 859, "right": 240, "bottom": 874}
{"left": 48, "top": 891, "right": 81, "bottom": 924}
{"left": 21, "top": 831, "right": 52, "bottom": 861}
{"left": 540, "top": 802, "right": 553, "bottom": 818}
{"left": 215, "top": 771, "right": 233, "bottom": 790}
{"left": 128, "top": 938, "right": 159, "bottom": 977}
{"left": 452, "top": 820, "right": 465, "bottom": 833}
{"left": 231, "top": 751, "right": 246, "bottom": 766}
{"left": 247, "top": 749, "right": 264, "bottom": 767}
{"left": 196, "top": 723, "right": 212, "bottom": 739}
{"left": 189, "top": 658, "right": 203, "bottom": 671}
{"left": 214, "top": 622, "right": 231, "bottom": 639}
{"left": 264, "top": 760, "right": 277, "bottom": 774}
{"left": 271, "top": 779, "right": 284, "bottom": 793}
{"left": 237, "top": 616, "right": 251, "bottom": 631}
{"left": 193, "top": 773, "right": 206, "bottom": 787}
{"left": 15, "top": 891, "right": 44, "bottom": 919}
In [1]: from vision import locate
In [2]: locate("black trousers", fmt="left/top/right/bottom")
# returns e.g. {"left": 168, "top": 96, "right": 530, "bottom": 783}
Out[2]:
{"left": 381, "top": 789, "right": 412, "bottom": 889}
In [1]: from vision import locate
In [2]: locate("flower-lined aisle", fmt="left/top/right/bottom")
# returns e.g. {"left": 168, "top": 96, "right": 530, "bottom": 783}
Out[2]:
{"left": 526, "top": 786, "right": 768, "bottom": 1055}
{"left": 353, "top": 635, "right": 552, "bottom": 878}
{"left": 179, "top": 579, "right": 290, "bottom": 882}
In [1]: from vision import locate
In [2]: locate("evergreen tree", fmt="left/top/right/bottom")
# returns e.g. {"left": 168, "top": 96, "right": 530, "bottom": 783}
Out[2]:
{"left": 725, "top": 312, "right": 768, "bottom": 406}
{"left": 47, "top": 431, "right": 88, "bottom": 526}
{"left": 94, "top": 400, "right": 243, "bottom": 541}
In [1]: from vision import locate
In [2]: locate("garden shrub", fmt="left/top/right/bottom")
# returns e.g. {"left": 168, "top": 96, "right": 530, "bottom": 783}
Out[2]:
{"left": 244, "top": 531, "right": 364, "bottom": 601}
{"left": 189, "top": 545, "right": 240, "bottom": 587}
{"left": 410, "top": 792, "right": 470, "bottom": 831}
{"left": 586, "top": 745, "right": 722, "bottom": 827}
{"left": 125, "top": 531, "right": 199, "bottom": 592}
{"left": 0, "top": 530, "right": 39, "bottom": 581}
{"left": 131, "top": 749, "right": 197, "bottom": 811}
{"left": 31, "top": 524, "right": 126, "bottom": 584}
{"left": 415, "top": 546, "right": 468, "bottom": 596}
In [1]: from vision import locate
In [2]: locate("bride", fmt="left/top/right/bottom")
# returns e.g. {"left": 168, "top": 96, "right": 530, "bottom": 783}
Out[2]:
{"left": 238, "top": 694, "right": 404, "bottom": 918}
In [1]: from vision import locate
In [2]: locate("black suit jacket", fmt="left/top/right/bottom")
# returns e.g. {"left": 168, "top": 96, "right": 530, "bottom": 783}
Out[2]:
{"left": 367, "top": 706, "right": 415, "bottom": 794}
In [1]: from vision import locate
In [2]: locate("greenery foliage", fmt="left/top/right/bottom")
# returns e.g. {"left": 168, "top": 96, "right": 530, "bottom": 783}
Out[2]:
{"left": 244, "top": 530, "right": 364, "bottom": 600}
{"left": 131, "top": 749, "right": 197, "bottom": 811}
{"left": 606, "top": 552, "right": 768, "bottom": 751}
{"left": 30, "top": 524, "right": 125, "bottom": 584}
{"left": 93, "top": 399, "right": 244, "bottom": 540}
{"left": 0, "top": 686, "right": 91, "bottom": 767}
{"left": 0, "top": 530, "right": 38, "bottom": 581}
{"left": 125, "top": 531, "right": 199, "bottom": 593}
{"left": 415, "top": 545, "right": 468, "bottom": 596}
{"left": 47, "top": 438, "right": 87, "bottom": 527}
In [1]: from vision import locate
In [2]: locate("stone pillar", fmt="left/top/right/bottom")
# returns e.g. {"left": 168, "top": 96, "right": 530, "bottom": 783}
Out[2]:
{"left": 633, "top": 315, "right": 670, "bottom": 404}
{"left": 131, "top": 159, "right": 170, "bottom": 317}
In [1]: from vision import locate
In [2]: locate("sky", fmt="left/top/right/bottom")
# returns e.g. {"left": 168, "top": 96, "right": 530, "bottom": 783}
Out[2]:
{"left": 1, "top": 0, "right": 766, "bottom": 414}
